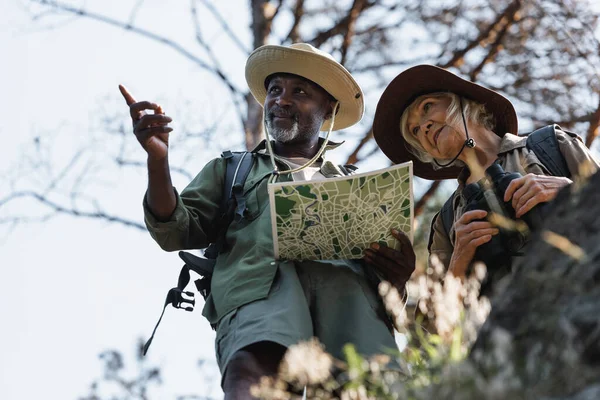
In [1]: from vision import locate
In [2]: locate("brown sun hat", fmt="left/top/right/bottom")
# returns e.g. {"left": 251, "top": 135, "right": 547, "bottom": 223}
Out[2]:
{"left": 245, "top": 43, "right": 364, "bottom": 131}
{"left": 373, "top": 64, "right": 518, "bottom": 180}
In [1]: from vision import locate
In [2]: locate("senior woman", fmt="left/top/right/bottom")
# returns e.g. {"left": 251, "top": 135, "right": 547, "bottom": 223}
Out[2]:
{"left": 373, "top": 65, "right": 599, "bottom": 286}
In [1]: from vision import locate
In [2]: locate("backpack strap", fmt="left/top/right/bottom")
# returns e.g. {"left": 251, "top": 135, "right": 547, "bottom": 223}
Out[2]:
{"left": 142, "top": 252, "right": 213, "bottom": 355}
{"left": 525, "top": 124, "right": 570, "bottom": 179}
{"left": 228, "top": 151, "right": 255, "bottom": 223}
{"left": 143, "top": 151, "right": 255, "bottom": 355}
{"left": 338, "top": 164, "right": 358, "bottom": 175}
{"left": 204, "top": 151, "right": 254, "bottom": 257}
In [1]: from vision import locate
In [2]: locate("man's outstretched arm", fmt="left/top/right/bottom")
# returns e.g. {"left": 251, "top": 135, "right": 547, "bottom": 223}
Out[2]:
{"left": 119, "top": 84, "right": 176, "bottom": 221}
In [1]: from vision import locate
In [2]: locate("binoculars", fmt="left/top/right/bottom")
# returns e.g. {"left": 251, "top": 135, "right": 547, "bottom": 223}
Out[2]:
{"left": 462, "top": 163, "right": 545, "bottom": 271}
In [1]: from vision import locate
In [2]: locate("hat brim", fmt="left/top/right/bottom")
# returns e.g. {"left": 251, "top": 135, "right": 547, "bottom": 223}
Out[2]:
{"left": 373, "top": 65, "right": 518, "bottom": 180}
{"left": 245, "top": 45, "right": 364, "bottom": 131}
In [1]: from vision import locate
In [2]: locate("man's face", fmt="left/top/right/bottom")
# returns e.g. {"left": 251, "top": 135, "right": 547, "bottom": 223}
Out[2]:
{"left": 264, "top": 73, "right": 335, "bottom": 144}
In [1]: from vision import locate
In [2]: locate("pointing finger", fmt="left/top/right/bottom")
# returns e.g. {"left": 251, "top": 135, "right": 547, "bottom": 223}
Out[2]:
{"left": 119, "top": 84, "right": 137, "bottom": 106}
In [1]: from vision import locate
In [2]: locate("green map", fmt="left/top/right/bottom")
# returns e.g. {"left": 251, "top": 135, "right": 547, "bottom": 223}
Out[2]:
{"left": 268, "top": 162, "right": 413, "bottom": 260}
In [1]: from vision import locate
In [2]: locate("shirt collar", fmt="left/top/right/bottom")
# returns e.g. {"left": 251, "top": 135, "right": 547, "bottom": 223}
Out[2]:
{"left": 457, "top": 133, "right": 526, "bottom": 185}
{"left": 497, "top": 132, "right": 527, "bottom": 154}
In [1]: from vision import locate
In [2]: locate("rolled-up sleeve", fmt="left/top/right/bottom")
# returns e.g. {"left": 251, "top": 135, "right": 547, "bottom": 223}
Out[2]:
{"left": 142, "top": 158, "right": 225, "bottom": 251}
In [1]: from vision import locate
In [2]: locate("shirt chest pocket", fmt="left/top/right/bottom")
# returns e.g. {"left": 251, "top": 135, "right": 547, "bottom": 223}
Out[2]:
{"left": 241, "top": 175, "right": 270, "bottom": 221}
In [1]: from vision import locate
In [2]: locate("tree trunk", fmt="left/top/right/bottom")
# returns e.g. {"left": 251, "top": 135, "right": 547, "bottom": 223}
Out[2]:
{"left": 245, "top": 0, "right": 274, "bottom": 150}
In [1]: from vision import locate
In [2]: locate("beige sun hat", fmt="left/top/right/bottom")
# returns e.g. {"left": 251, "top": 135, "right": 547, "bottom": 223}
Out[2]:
{"left": 245, "top": 43, "right": 364, "bottom": 131}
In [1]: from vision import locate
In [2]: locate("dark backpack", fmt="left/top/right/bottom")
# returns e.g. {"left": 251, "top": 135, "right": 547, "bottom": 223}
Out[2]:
{"left": 143, "top": 151, "right": 357, "bottom": 355}
{"left": 428, "top": 124, "right": 571, "bottom": 251}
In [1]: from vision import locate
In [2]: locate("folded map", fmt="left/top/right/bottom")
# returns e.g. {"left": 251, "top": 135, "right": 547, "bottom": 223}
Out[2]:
{"left": 268, "top": 161, "right": 413, "bottom": 260}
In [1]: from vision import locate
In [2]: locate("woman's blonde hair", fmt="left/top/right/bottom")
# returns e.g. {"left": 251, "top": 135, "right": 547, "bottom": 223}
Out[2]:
{"left": 399, "top": 92, "right": 495, "bottom": 168}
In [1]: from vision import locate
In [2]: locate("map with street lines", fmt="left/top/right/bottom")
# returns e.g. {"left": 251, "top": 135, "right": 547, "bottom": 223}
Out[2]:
{"left": 268, "top": 162, "right": 413, "bottom": 260}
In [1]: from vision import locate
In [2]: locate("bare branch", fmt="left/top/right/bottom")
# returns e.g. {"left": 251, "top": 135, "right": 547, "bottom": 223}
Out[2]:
{"left": 414, "top": 181, "right": 442, "bottom": 218}
{"left": 198, "top": 0, "right": 250, "bottom": 54}
{"left": 350, "top": 56, "right": 432, "bottom": 74}
{"left": 469, "top": 3, "right": 521, "bottom": 81}
{"left": 29, "top": 0, "right": 243, "bottom": 92}
{"left": 0, "top": 191, "right": 146, "bottom": 230}
{"left": 284, "top": 0, "right": 305, "bottom": 43}
{"left": 115, "top": 158, "right": 194, "bottom": 181}
{"left": 190, "top": 0, "right": 247, "bottom": 128}
{"left": 127, "top": 0, "right": 145, "bottom": 26}
{"left": 42, "top": 149, "right": 86, "bottom": 196}
{"left": 440, "top": 0, "right": 522, "bottom": 69}
{"left": 534, "top": 0, "right": 600, "bottom": 86}
{"left": 307, "top": 0, "right": 374, "bottom": 48}
{"left": 585, "top": 98, "right": 600, "bottom": 148}
{"left": 340, "top": 0, "right": 368, "bottom": 65}
{"left": 345, "top": 126, "right": 373, "bottom": 165}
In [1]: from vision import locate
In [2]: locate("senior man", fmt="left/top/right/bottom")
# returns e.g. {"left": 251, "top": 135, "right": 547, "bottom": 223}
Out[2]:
{"left": 120, "top": 43, "right": 415, "bottom": 399}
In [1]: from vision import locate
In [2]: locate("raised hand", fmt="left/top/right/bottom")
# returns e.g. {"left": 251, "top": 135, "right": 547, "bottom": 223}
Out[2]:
{"left": 119, "top": 84, "right": 173, "bottom": 160}
{"left": 364, "top": 229, "right": 416, "bottom": 294}
{"left": 448, "top": 209, "right": 499, "bottom": 277}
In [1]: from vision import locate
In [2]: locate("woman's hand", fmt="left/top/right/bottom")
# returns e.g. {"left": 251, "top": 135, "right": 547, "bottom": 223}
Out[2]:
{"left": 504, "top": 173, "right": 571, "bottom": 218}
{"left": 364, "top": 229, "right": 416, "bottom": 294}
{"left": 448, "top": 210, "right": 499, "bottom": 277}
{"left": 119, "top": 84, "right": 173, "bottom": 161}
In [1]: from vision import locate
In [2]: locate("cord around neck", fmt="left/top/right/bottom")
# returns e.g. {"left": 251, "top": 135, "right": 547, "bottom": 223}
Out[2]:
{"left": 433, "top": 97, "right": 475, "bottom": 169}
{"left": 264, "top": 102, "right": 340, "bottom": 184}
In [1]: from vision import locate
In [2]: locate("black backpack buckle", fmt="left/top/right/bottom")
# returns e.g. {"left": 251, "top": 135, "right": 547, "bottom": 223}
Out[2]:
{"left": 167, "top": 288, "right": 196, "bottom": 312}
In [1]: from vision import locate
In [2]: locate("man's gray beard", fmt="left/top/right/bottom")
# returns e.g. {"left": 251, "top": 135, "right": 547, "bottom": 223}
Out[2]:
{"left": 266, "top": 119, "right": 302, "bottom": 143}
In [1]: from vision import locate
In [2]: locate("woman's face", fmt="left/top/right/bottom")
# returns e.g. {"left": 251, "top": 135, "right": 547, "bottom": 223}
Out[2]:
{"left": 406, "top": 95, "right": 466, "bottom": 160}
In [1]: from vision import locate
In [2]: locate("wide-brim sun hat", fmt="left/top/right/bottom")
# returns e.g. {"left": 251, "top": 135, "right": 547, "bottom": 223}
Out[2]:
{"left": 245, "top": 43, "right": 364, "bottom": 131}
{"left": 373, "top": 64, "right": 518, "bottom": 180}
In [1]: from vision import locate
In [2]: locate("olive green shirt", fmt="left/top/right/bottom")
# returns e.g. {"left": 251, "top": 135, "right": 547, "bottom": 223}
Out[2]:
{"left": 429, "top": 129, "right": 600, "bottom": 268}
{"left": 143, "top": 140, "right": 364, "bottom": 325}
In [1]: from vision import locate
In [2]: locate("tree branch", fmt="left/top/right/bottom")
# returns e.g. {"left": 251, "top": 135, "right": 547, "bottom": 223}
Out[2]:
{"left": 198, "top": 0, "right": 250, "bottom": 54}
{"left": 0, "top": 191, "right": 146, "bottom": 230}
{"left": 586, "top": 97, "right": 600, "bottom": 148}
{"left": 345, "top": 126, "right": 373, "bottom": 165}
{"left": 30, "top": 0, "right": 240, "bottom": 88}
{"left": 127, "top": 0, "right": 145, "bottom": 26}
{"left": 190, "top": 0, "right": 247, "bottom": 128}
{"left": 114, "top": 158, "right": 194, "bottom": 181}
{"left": 340, "top": 0, "right": 368, "bottom": 65}
{"left": 307, "top": 0, "right": 374, "bottom": 48}
{"left": 440, "top": 0, "right": 522, "bottom": 69}
{"left": 469, "top": 3, "right": 521, "bottom": 81}
{"left": 284, "top": 0, "right": 305, "bottom": 43}
{"left": 414, "top": 181, "right": 442, "bottom": 217}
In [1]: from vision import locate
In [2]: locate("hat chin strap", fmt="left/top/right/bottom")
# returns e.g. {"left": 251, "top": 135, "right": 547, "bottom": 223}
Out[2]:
{"left": 433, "top": 97, "right": 476, "bottom": 169}
{"left": 264, "top": 101, "right": 340, "bottom": 183}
